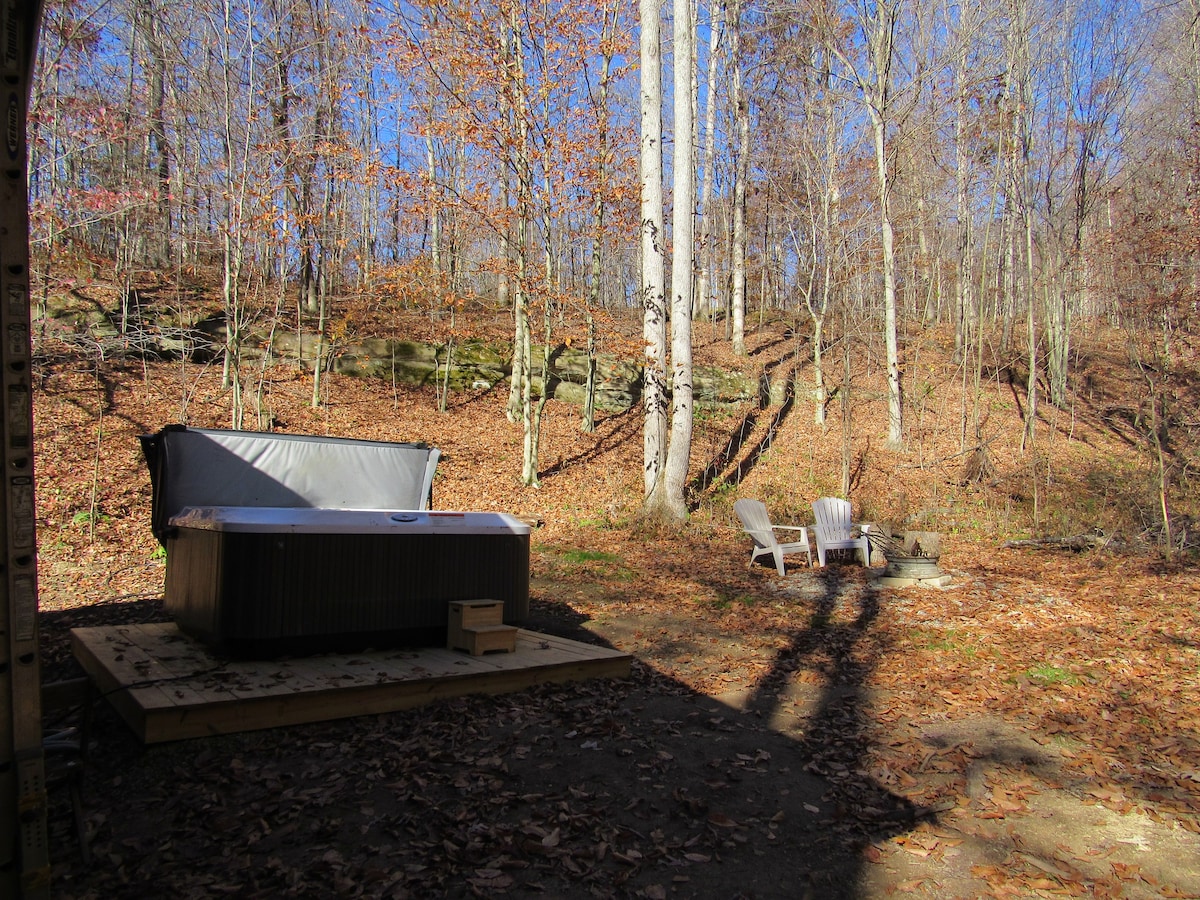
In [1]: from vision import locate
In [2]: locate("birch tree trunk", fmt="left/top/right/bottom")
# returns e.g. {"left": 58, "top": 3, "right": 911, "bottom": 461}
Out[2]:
{"left": 695, "top": 0, "right": 723, "bottom": 321}
{"left": 645, "top": 0, "right": 695, "bottom": 525}
{"left": 865, "top": 1, "right": 903, "bottom": 447}
{"left": 729, "top": 0, "right": 747, "bottom": 356}
{"left": 640, "top": 0, "right": 668, "bottom": 498}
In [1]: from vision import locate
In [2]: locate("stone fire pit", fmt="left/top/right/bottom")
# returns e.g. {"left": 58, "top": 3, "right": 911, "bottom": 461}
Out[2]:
{"left": 870, "top": 530, "right": 952, "bottom": 589}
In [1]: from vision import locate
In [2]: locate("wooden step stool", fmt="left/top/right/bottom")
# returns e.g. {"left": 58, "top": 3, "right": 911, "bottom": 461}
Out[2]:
{"left": 447, "top": 599, "right": 518, "bottom": 656}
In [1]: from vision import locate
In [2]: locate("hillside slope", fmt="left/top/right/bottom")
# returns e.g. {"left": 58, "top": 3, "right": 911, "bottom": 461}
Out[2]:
{"left": 31, "top": 306, "right": 1200, "bottom": 899}
{"left": 32, "top": 307, "right": 1194, "bottom": 611}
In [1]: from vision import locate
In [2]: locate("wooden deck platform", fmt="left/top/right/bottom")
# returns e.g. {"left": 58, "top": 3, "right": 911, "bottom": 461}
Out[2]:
{"left": 71, "top": 623, "right": 632, "bottom": 744}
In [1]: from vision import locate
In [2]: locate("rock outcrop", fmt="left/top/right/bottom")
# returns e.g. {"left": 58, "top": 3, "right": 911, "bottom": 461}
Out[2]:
{"left": 38, "top": 300, "right": 759, "bottom": 411}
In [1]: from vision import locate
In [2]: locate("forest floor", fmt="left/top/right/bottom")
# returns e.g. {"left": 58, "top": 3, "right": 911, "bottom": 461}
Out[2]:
{"left": 29, "top": 303, "right": 1200, "bottom": 898}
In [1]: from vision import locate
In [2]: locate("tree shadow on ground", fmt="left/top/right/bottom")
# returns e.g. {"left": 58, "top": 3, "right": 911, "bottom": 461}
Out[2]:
{"left": 41, "top": 585, "right": 915, "bottom": 899}
{"left": 536, "top": 406, "right": 641, "bottom": 479}
{"left": 34, "top": 358, "right": 155, "bottom": 436}
{"left": 741, "top": 566, "right": 931, "bottom": 849}
{"left": 690, "top": 358, "right": 798, "bottom": 504}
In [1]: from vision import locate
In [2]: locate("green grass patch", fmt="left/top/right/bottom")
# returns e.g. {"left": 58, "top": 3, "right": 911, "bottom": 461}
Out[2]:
{"left": 536, "top": 545, "right": 634, "bottom": 581}
{"left": 913, "top": 628, "right": 978, "bottom": 656}
{"left": 704, "top": 592, "right": 758, "bottom": 610}
{"left": 1024, "top": 664, "right": 1080, "bottom": 686}
{"left": 574, "top": 517, "right": 610, "bottom": 529}
{"left": 71, "top": 510, "right": 111, "bottom": 527}
{"left": 557, "top": 549, "right": 621, "bottom": 565}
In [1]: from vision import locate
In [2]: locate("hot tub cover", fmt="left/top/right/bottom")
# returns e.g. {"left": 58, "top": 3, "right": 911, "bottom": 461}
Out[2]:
{"left": 140, "top": 425, "right": 441, "bottom": 544}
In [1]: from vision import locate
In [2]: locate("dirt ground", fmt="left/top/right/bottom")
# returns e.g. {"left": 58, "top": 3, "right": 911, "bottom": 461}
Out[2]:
{"left": 37, "top": 542, "right": 1200, "bottom": 900}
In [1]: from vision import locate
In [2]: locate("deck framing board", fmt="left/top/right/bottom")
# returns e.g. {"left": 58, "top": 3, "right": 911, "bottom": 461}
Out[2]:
{"left": 71, "top": 623, "right": 631, "bottom": 743}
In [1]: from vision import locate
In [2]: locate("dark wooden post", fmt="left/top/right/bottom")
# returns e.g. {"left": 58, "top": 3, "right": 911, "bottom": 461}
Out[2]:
{"left": 1, "top": 2, "right": 48, "bottom": 897}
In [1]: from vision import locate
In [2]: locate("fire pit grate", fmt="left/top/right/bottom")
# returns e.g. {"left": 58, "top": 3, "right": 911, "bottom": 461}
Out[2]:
{"left": 868, "top": 530, "right": 952, "bottom": 588}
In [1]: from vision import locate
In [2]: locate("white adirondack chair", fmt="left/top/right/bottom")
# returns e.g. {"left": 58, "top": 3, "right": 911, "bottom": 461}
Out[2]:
{"left": 734, "top": 499, "right": 812, "bottom": 575}
{"left": 811, "top": 497, "right": 871, "bottom": 567}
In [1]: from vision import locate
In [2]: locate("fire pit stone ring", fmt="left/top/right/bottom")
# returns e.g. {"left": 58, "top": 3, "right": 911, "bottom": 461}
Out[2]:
{"left": 869, "top": 529, "right": 952, "bottom": 588}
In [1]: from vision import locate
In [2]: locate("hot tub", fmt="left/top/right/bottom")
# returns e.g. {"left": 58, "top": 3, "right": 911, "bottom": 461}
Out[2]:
{"left": 164, "top": 507, "right": 530, "bottom": 657}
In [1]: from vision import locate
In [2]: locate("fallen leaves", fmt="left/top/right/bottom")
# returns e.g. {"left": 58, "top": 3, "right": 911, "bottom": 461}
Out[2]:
{"left": 32, "top": 316, "right": 1200, "bottom": 899}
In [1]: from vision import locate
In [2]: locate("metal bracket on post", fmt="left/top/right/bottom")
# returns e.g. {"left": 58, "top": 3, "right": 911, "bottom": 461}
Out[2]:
{"left": 1, "top": 2, "right": 48, "bottom": 898}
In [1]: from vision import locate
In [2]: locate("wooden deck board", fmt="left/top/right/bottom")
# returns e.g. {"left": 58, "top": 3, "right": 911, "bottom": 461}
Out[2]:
{"left": 71, "top": 623, "right": 632, "bottom": 744}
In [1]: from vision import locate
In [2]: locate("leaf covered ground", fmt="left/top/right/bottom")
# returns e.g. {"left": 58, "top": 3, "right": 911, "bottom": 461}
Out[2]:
{"left": 31, "top": 311, "right": 1200, "bottom": 898}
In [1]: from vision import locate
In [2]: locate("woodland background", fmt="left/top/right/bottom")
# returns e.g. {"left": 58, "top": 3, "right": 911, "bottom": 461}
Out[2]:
{"left": 24, "top": 0, "right": 1200, "bottom": 895}
{"left": 30, "top": 0, "right": 1200, "bottom": 518}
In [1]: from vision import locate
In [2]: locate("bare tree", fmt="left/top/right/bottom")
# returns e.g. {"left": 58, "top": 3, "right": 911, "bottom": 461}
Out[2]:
{"left": 1006, "top": 0, "right": 1038, "bottom": 452}
{"left": 729, "top": 0, "right": 748, "bottom": 355}
{"left": 641, "top": 0, "right": 669, "bottom": 498}
{"left": 1038, "top": 1, "right": 1145, "bottom": 409}
{"left": 821, "top": 0, "right": 905, "bottom": 448}
{"left": 582, "top": 0, "right": 621, "bottom": 433}
{"left": 946, "top": 0, "right": 993, "bottom": 455}
{"left": 502, "top": 0, "right": 538, "bottom": 486}
{"left": 643, "top": 0, "right": 696, "bottom": 525}
{"left": 695, "top": 0, "right": 725, "bottom": 322}
{"left": 777, "top": 26, "right": 860, "bottom": 427}
{"left": 205, "top": 0, "right": 270, "bottom": 428}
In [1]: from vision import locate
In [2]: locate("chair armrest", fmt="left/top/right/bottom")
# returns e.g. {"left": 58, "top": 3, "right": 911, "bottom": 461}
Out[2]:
{"left": 773, "top": 525, "right": 808, "bottom": 533}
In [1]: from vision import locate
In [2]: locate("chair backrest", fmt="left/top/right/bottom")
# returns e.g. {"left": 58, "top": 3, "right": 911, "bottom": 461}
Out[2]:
{"left": 734, "top": 499, "right": 776, "bottom": 548}
{"left": 812, "top": 497, "right": 854, "bottom": 541}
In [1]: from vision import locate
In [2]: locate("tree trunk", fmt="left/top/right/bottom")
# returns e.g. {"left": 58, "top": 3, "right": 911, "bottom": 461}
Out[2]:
{"left": 873, "top": 103, "right": 903, "bottom": 448}
{"left": 138, "top": 0, "right": 172, "bottom": 267}
{"left": 216, "top": 0, "right": 259, "bottom": 430}
{"left": 581, "top": 311, "right": 597, "bottom": 432}
{"left": 645, "top": 0, "right": 695, "bottom": 525}
{"left": 640, "top": 0, "right": 668, "bottom": 498}
{"left": 582, "top": 3, "right": 618, "bottom": 433}
{"left": 951, "top": 3, "right": 978, "bottom": 446}
{"left": 866, "top": 2, "right": 903, "bottom": 447}
{"left": 426, "top": 119, "right": 440, "bottom": 276}
{"left": 1006, "top": 0, "right": 1039, "bottom": 452}
{"left": 729, "top": 0, "right": 747, "bottom": 356}
{"left": 502, "top": 1, "right": 539, "bottom": 487}
{"left": 695, "top": 0, "right": 723, "bottom": 320}
{"left": 503, "top": 7, "right": 526, "bottom": 426}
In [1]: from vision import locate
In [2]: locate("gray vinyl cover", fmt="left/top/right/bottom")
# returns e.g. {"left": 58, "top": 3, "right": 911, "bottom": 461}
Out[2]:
{"left": 140, "top": 425, "right": 441, "bottom": 544}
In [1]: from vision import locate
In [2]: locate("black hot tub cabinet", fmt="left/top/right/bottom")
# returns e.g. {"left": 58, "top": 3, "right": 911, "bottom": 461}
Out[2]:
{"left": 164, "top": 507, "right": 531, "bottom": 657}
